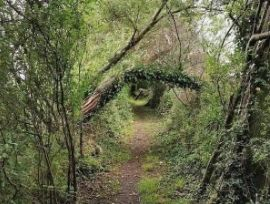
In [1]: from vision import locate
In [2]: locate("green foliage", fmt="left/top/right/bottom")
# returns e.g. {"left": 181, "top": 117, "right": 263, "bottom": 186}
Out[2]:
{"left": 138, "top": 177, "right": 160, "bottom": 194}
{"left": 78, "top": 156, "right": 103, "bottom": 178}
{"left": 78, "top": 0, "right": 164, "bottom": 84}
{"left": 138, "top": 177, "right": 163, "bottom": 204}
{"left": 157, "top": 91, "right": 174, "bottom": 116}
{"left": 85, "top": 87, "right": 133, "bottom": 169}
{"left": 91, "top": 87, "right": 133, "bottom": 139}
{"left": 142, "top": 155, "right": 160, "bottom": 172}
{"left": 124, "top": 67, "right": 201, "bottom": 91}
{"left": 148, "top": 51, "right": 245, "bottom": 201}
{"left": 175, "top": 177, "right": 186, "bottom": 190}
{"left": 0, "top": 0, "right": 89, "bottom": 202}
{"left": 1, "top": 0, "right": 270, "bottom": 203}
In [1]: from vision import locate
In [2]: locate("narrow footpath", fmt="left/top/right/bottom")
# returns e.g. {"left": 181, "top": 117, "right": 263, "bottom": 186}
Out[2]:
{"left": 79, "top": 107, "right": 161, "bottom": 204}
{"left": 114, "top": 108, "right": 154, "bottom": 204}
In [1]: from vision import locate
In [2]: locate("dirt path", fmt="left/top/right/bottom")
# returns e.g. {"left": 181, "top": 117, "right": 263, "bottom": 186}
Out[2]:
{"left": 78, "top": 107, "right": 160, "bottom": 204}
{"left": 114, "top": 117, "right": 152, "bottom": 204}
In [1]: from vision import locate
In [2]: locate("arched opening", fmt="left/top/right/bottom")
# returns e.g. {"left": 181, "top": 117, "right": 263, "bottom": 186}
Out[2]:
{"left": 82, "top": 67, "right": 200, "bottom": 120}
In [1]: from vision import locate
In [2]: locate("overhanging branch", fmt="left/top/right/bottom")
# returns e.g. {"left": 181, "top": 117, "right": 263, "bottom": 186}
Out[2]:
{"left": 82, "top": 68, "right": 200, "bottom": 120}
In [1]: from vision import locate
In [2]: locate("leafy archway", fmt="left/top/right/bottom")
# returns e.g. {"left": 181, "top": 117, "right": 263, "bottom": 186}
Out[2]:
{"left": 82, "top": 68, "right": 201, "bottom": 120}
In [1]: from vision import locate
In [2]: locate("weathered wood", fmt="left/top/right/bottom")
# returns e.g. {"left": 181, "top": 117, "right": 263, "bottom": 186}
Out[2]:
{"left": 82, "top": 77, "right": 123, "bottom": 118}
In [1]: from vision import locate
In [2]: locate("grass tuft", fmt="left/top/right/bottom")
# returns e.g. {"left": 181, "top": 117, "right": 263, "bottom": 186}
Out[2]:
{"left": 138, "top": 177, "right": 160, "bottom": 194}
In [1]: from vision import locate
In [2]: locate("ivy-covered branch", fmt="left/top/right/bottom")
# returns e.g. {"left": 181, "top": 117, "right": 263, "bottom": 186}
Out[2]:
{"left": 124, "top": 69, "right": 200, "bottom": 90}
{"left": 82, "top": 68, "right": 200, "bottom": 120}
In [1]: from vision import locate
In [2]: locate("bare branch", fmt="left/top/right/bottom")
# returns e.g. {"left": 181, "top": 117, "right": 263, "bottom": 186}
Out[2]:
{"left": 250, "top": 30, "right": 270, "bottom": 42}
{"left": 99, "top": 0, "right": 169, "bottom": 74}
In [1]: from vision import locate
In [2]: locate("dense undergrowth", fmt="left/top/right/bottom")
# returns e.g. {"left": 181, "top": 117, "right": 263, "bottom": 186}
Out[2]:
{"left": 78, "top": 87, "right": 133, "bottom": 177}
{"left": 132, "top": 52, "right": 243, "bottom": 203}
{"left": 135, "top": 52, "right": 242, "bottom": 203}
{"left": 137, "top": 77, "right": 270, "bottom": 204}
{"left": 2, "top": 0, "right": 270, "bottom": 203}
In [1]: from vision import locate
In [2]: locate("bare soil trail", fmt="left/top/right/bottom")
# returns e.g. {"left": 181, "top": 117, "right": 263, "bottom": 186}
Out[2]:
{"left": 114, "top": 107, "right": 155, "bottom": 204}
{"left": 78, "top": 106, "right": 161, "bottom": 204}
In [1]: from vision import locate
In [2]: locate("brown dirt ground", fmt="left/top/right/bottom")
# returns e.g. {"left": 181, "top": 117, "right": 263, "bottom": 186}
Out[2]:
{"left": 113, "top": 117, "right": 152, "bottom": 204}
